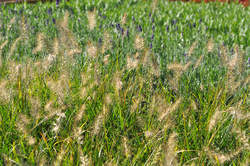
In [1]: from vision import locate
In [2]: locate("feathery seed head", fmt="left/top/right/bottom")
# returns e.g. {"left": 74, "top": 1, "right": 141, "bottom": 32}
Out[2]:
{"left": 92, "top": 113, "right": 104, "bottom": 136}
{"left": 123, "top": 137, "right": 131, "bottom": 158}
{"left": 127, "top": 56, "right": 139, "bottom": 70}
{"left": 208, "top": 108, "right": 222, "bottom": 131}
{"left": 187, "top": 41, "right": 197, "bottom": 57}
{"left": 32, "top": 33, "right": 45, "bottom": 54}
{"left": 159, "top": 98, "right": 181, "bottom": 121}
{"left": 103, "top": 54, "right": 110, "bottom": 65}
{"left": 87, "top": 9, "right": 96, "bottom": 30}
{"left": 207, "top": 39, "right": 214, "bottom": 52}
{"left": 134, "top": 35, "right": 144, "bottom": 50}
{"left": 87, "top": 41, "right": 97, "bottom": 58}
{"left": 164, "top": 132, "right": 178, "bottom": 166}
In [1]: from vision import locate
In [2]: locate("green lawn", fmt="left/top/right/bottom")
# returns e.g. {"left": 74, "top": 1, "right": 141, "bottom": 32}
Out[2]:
{"left": 0, "top": 0, "right": 249, "bottom": 165}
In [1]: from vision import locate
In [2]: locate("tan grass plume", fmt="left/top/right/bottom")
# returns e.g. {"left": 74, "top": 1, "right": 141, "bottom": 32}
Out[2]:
{"left": 134, "top": 35, "right": 144, "bottom": 50}
{"left": 32, "top": 33, "right": 45, "bottom": 54}
{"left": 187, "top": 41, "right": 197, "bottom": 57}
{"left": 164, "top": 132, "right": 178, "bottom": 166}
{"left": 159, "top": 98, "right": 181, "bottom": 121}
{"left": 207, "top": 39, "right": 214, "bottom": 53}
{"left": 87, "top": 9, "right": 96, "bottom": 30}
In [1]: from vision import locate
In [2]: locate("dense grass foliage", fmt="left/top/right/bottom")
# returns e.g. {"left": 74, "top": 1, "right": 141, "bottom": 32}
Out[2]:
{"left": 0, "top": 0, "right": 249, "bottom": 165}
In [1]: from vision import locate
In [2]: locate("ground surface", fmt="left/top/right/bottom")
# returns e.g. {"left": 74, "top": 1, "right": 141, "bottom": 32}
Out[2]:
{"left": 0, "top": 0, "right": 249, "bottom": 165}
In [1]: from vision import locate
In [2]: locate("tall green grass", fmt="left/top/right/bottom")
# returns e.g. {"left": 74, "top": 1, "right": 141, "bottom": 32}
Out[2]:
{"left": 0, "top": 0, "right": 249, "bottom": 165}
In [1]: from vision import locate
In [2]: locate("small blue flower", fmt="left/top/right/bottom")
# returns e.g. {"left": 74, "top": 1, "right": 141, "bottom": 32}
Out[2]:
{"left": 56, "top": 0, "right": 60, "bottom": 7}
{"left": 166, "top": 25, "right": 169, "bottom": 32}
{"left": 152, "top": 25, "right": 155, "bottom": 31}
{"left": 126, "top": 29, "right": 129, "bottom": 38}
{"left": 48, "top": 8, "right": 52, "bottom": 15}
{"left": 132, "top": 16, "right": 135, "bottom": 22}
{"left": 137, "top": 25, "right": 142, "bottom": 32}
{"left": 171, "top": 20, "right": 177, "bottom": 26}
{"left": 116, "top": 24, "right": 121, "bottom": 30}
{"left": 151, "top": 34, "right": 154, "bottom": 40}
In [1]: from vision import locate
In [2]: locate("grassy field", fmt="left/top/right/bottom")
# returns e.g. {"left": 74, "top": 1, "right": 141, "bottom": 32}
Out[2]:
{"left": 0, "top": 0, "right": 249, "bottom": 165}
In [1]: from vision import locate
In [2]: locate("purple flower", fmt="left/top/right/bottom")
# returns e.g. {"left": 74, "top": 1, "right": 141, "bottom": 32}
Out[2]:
{"left": 126, "top": 29, "right": 129, "bottom": 38}
{"left": 171, "top": 20, "right": 177, "bottom": 26}
{"left": 56, "top": 0, "right": 60, "bottom": 7}
{"left": 152, "top": 18, "right": 154, "bottom": 23}
{"left": 193, "top": 23, "right": 196, "bottom": 28}
{"left": 121, "top": 28, "right": 124, "bottom": 35}
{"left": 52, "top": 18, "right": 56, "bottom": 24}
{"left": 98, "top": 38, "right": 102, "bottom": 44}
{"left": 116, "top": 24, "right": 121, "bottom": 30}
{"left": 149, "top": 12, "right": 152, "bottom": 17}
{"left": 151, "top": 34, "right": 154, "bottom": 40}
{"left": 152, "top": 25, "right": 155, "bottom": 31}
{"left": 183, "top": 53, "right": 187, "bottom": 57}
{"left": 166, "top": 25, "right": 169, "bottom": 32}
{"left": 150, "top": 43, "right": 153, "bottom": 49}
{"left": 132, "top": 16, "right": 135, "bottom": 22}
{"left": 137, "top": 25, "right": 142, "bottom": 32}
{"left": 248, "top": 57, "right": 250, "bottom": 65}
{"left": 48, "top": 8, "right": 52, "bottom": 15}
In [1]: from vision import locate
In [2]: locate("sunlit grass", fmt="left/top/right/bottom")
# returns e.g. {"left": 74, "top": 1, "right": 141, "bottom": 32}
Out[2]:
{"left": 0, "top": 0, "right": 249, "bottom": 165}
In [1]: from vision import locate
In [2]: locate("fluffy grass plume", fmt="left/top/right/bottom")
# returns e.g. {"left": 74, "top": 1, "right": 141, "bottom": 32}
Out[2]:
{"left": 87, "top": 9, "right": 97, "bottom": 30}
{"left": 164, "top": 132, "right": 178, "bottom": 166}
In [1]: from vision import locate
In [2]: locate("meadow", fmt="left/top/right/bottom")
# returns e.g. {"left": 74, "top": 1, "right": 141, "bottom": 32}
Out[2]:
{"left": 0, "top": 0, "right": 249, "bottom": 165}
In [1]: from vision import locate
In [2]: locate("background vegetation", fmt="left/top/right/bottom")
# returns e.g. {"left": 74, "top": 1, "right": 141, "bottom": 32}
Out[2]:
{"left": 0, "top": 0, "right": 249, "bottom": 165}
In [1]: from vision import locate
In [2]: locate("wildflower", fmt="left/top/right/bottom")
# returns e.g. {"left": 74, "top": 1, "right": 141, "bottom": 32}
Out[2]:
{"left": 48, "top": 8, "right": 52, "bottom": 15}
{"left": 151, "top": 34, "right": 154, "bottom": 40}
{"left": 137, "top": 25, "right": 142, "bottom": 32}
{"left": 56, "top": 0, "right": 60, "bottom": 7}
{"left": 144, "top": 130, "right": 153, "bottom": 138}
